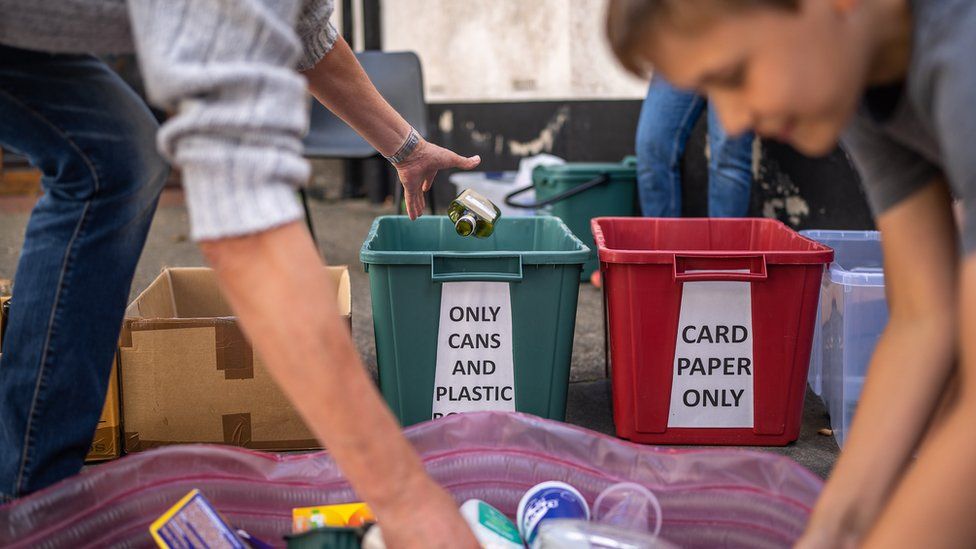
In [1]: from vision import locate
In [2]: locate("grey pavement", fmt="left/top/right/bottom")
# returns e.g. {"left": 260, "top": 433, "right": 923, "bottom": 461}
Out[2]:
{"left": 0, "top": 176, "right": 840, "bottom": 479}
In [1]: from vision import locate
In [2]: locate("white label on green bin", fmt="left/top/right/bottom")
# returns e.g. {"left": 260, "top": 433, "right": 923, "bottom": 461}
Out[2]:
{"left": 668, "top": 280, "right": 754, "bottom": 428}
{"left": 432, "top": 281, "right": 516, "bottom": 419}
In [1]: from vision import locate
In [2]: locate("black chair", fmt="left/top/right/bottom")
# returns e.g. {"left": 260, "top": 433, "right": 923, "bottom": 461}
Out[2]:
{"left": 300, "top": 50, "right": 431, "bottom": 239}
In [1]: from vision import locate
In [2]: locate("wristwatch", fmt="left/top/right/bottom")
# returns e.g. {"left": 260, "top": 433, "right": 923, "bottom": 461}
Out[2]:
{"left": 384, "top": 128, "right": 421, "bottom": 164}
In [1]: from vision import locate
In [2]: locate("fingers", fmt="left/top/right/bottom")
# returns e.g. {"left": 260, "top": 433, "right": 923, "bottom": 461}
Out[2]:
{"left": 398, "top": 144, "right": 479, "bottom": 218}
{"left": 421, "top": 170, "right": 436, "bottom": 193}
{"left": 404, "top": 187, "right": 425, "bottom": 220}
{"left": 405, "top": 190, "right": 418, "bottom": 220}
{"left": 457, "top": 154, "right": 480, "bottom": 170}
{"left": 416, "top": 191, "right": 426, "bottom": 219}
{"left": 405, "top": 190, "right": 417, "bottom": 220}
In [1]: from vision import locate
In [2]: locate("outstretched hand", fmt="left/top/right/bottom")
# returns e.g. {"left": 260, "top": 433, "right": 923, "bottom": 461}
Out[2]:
{"left": 395, "top": 140, "right": 480, "bottom": 219}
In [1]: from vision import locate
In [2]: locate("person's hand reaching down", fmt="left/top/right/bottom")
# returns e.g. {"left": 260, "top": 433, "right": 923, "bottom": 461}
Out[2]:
{"left": 395, "top": 139, "right": 480, "bottom": 220}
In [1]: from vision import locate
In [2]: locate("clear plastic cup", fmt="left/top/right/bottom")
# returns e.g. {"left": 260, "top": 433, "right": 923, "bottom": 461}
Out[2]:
{"left": 592, "top": 483, "right": 663, "bottom": 537}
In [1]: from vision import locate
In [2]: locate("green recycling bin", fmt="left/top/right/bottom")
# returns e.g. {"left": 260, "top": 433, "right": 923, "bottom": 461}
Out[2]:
{"left": 361, "top": 216, "right": 589, "bottom": 427}
{"left": 506, "top": 159, "right": 639, "bottom": 280}
{"left": 286, "top": 527, "right": 363, "bottom": 549}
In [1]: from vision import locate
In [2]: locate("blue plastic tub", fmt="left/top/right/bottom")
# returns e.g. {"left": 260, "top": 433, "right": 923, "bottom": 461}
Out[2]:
{"left": 801, "top": 230, "right": 888, "bottom": 447}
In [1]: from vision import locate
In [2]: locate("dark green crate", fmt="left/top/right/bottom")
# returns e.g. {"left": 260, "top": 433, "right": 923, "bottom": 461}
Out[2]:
{"left": 286, "top": 526, "right": 363, "bottom": 549}
{"left": 360, "top": 216, "right": 589, "bottom": 427}
{"left": 533, "top": 160, "right": 639, "bottom": 279}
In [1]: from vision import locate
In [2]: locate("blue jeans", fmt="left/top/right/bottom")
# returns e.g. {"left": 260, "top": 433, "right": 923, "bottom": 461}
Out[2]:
{"left": 0, "top": 45, "right": 167, "bottom": 501}
{"left": 635, "top": 76, "right": 754, "bottom": 217}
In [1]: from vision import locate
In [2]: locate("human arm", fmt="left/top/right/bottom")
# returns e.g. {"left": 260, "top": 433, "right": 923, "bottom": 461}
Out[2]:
{"left": 301, "top": 36, "right": 480, "bottom": 219}
{"left": 123, "top": 1, "right": 477, "bottom": 545}
{"left": 797, "top": 180, "right": 959, "bottom": 548}
{"left": 833, "top": 21, "right": 976, "bottom": 546}
{"left": 858, "top": 254, "right": 976, "bottom": 547}
{"left": 200, "top": 223, "right": 477, "bottom": 548}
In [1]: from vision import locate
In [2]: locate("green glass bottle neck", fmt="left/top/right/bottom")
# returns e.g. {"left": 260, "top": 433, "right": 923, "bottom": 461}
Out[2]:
{"left": 455, "top": 212, "right": 477, "bottom": 236}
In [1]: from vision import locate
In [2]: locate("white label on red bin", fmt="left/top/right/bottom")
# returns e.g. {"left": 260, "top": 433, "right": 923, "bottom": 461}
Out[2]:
{"left": 668, "top": 279, "right": 754, "bottom": 428}
{"left": 432, "top": 281, "right": 516, "bottom": 419}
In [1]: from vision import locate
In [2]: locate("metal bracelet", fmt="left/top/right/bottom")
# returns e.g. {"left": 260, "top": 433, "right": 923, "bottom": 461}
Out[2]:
{"left": 384, "top": 128, "right": 421, "bottom": 164}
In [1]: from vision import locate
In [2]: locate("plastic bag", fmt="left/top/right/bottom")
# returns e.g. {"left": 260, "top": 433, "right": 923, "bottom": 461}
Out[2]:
{"left": 0, "top": 412, "right": 820, "bottom": 548}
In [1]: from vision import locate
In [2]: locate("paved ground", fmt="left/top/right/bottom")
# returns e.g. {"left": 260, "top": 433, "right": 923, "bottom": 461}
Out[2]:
{"left": 0, "top": 172, "right": 840, "bottom": 479}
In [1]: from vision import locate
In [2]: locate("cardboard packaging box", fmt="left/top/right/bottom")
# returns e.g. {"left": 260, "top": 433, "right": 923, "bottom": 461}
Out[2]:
{"left": 0, "top": 295, "right": 9, "bottom": 345}
{"left": 1, "top": 295, "right": 121, "bottom": 462}
{"left": 120, "top": 267, "right": 351, "bottom": 452}
{"left": 87, "top": 362, "right": 122, "bottom": 462}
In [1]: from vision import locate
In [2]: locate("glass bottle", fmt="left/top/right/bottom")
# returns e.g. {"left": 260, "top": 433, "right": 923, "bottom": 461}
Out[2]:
{"left": 448, "top": 189, "right": 502, "bottom": 238}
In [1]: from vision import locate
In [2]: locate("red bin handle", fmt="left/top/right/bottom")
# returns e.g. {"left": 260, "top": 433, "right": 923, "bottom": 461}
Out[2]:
{"left": 672, "top": 254, "right": 768, "bottom": 282}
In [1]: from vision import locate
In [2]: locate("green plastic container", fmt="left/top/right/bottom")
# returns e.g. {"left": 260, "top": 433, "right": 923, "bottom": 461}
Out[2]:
{"left": 361, "top": 216, "right": 589, "bottom": 427}
{"left": 532, "top": 161, "right": 639, "bottom": 279}
{"left": 286, "top": 526, "right": 363, "bottom": 549}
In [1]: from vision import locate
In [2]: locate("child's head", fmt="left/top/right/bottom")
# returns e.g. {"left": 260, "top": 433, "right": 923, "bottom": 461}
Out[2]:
{"left": 607, "top": 0, "right": 889, "bottom": 156}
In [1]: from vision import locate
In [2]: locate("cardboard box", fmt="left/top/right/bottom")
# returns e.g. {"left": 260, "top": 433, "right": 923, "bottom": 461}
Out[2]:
{"left": 0, "top": 296, "right": 121, "bottom": 462}
{"left": 120, "top": 267, "right": 351, "bottom": 452}
{"left": 0, "top": 295, "right": 9, "bottom": 347}
{"left": 87, "top": 362, "right": 121, "bottom": 462}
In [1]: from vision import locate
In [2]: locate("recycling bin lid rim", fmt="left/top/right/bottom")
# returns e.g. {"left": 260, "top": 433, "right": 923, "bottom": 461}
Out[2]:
{"left": 590, "top": 217, "right": 834, "bottom": 265}
{"left": 360, "top": 250, "right": 591, "bottom": 266}
{"left": 360, "top": 216, "right": 591, "bottom": 265}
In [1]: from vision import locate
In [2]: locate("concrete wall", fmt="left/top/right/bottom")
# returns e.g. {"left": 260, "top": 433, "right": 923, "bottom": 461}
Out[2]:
{"left": 381, "top": 0, "right": 647, "bottom": 103}
{"left": 368, "top": 1, "right": 872, "bottom": 230}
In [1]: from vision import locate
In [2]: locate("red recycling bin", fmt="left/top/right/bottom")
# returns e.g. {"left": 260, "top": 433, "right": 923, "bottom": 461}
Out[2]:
{"left": 591, "top": 218, "right": 833, "bottom": 445}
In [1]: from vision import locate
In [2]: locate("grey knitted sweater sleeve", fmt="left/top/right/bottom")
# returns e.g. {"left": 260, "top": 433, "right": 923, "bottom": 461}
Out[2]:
{"left": 125, "top": 0, "right": 338, "bottom": 240}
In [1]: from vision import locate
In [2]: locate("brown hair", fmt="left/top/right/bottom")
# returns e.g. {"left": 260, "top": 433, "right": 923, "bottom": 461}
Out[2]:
{"left": 606, "top": 0, "right": 800, "bottom": 77}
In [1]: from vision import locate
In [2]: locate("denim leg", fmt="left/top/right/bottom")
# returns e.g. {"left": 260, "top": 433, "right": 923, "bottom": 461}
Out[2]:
{"left": 0, "top": 46, "right": 168, "bottom": 500}
{"left": 635, "top": 77, "right": 706, "bottom": 217}
{"left": 705, "top": 107, "right": 754, "bottom": 217}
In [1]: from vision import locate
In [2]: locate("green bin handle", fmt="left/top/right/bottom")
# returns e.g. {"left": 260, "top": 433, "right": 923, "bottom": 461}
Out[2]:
{"left": 503, "top": 173, "right": 611, "bottom": 209}
{"left": 431, "top": 254, "right": 524, "bottom": 283}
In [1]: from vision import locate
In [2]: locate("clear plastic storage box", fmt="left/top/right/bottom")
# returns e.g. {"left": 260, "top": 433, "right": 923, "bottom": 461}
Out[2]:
{"left": 802, "top": 230, "right": 888, "bottom": 447}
